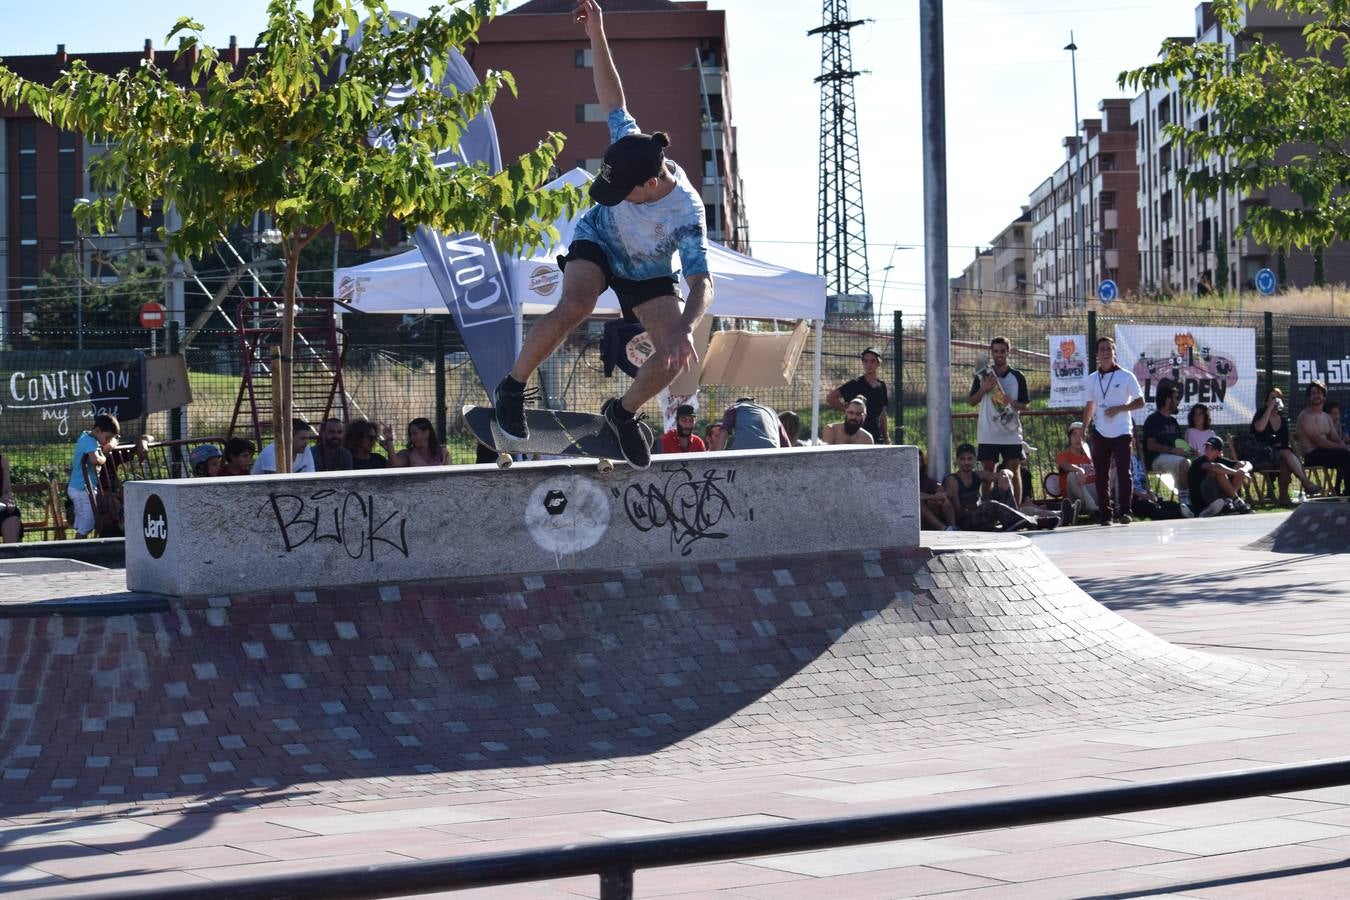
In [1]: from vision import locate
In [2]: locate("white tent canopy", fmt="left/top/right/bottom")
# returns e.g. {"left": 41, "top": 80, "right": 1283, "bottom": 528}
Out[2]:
{"left": 332, "top": 168, "right": 830, "bottom": 439}
{"left": 334, "top": 169, "right": 826, "bottom": 321}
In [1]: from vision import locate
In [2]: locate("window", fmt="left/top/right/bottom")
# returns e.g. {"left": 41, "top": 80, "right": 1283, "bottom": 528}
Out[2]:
{"left": 138, "top": 201, "right": 164, "bottom": 238}
{"left": 577, "top": 157, "right": 602, "bottom": 173}
{"left": 575, "top": 103, "right": 603, "bottom": 123}
{"left": 1100, "top": 191, "right": 1115, "bottom": 211}
{"left": 19, "top": 198, "right": 37, "bottom": 242}
{"left": 1100, "top": 154, "right": 1115, "bottom": 172}
{"left": 574, "top": 48, "right": 592, "bottom": 68}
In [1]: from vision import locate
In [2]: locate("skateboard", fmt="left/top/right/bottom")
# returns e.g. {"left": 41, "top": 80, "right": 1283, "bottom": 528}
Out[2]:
{"left": 463, "top": 405, "right": 650, "bottom": 472}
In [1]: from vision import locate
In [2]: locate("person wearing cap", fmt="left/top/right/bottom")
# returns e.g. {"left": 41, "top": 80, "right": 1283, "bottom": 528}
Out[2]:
{"left": 821, "top": 397, "right": 875, "bottom": 445}
{"left": 190, "top": 444, "right": 223, "bottom": 478}
{"left": 252, "top": 419, "right": 317, "bottom": 475}
{"left": 826, "top": 347, "right": 889, "bottom": 445}
{"left": 492, "top": 0, "right": 713, "bottom": 471}
{"left": 1055, "top": 420, "right": 1098, "bottom": 521}
{"left": 1187, "top": 434, "right": 1254, "bottom": 516}
{"left": 659, "top": 403, "right": 706, "bottom": 454}
{"left": 967, "top": 336, "right": 1030, "bottom": 507}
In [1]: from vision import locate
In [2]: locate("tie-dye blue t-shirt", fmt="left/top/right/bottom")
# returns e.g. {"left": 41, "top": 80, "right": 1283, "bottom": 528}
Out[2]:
{"left": 574, "top": 108, "right": 710, "bottom": 282}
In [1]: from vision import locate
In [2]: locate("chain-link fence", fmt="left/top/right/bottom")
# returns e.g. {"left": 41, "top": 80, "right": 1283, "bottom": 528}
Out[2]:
{"left": 3, "top": 307, "right": 1347, "bottom": 539}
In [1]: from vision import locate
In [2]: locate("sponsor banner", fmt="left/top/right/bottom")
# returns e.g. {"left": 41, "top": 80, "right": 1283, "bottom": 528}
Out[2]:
{"left": 1048, "top": 334, "right": 1088, "bottom": 408}
{"left": 0, "top": 350, "right": 146, "bottom": 441}
{"left": 349, "top": 13, "right": 518, "bottom": 395}
{"left": 1115, "top": 325, "right": 1256, "bottom": 425}
{"left": 1288, "top": 326, "right": 1350, "bottom": 428}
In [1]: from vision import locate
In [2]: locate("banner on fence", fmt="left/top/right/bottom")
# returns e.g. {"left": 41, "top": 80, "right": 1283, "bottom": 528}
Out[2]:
{"left": 1288, "top": 326, "right": 1350, "bottom": 423}
{"left": 0, "top": 350, "right": 146, "bottom": 442}
{"left": 1115, "top": 325, "right": 1256, "bottom": 425}
{"left": 1048, "top": 334, "right": 1088, "bottom": 408}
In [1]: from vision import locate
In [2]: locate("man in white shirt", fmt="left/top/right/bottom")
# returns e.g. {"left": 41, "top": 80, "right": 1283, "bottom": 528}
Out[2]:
{"left": 252, "top": 419, "right": 317, "bottom": 475}
{"left": 1081, "top": 336, "right": 1144, "bottom": 525}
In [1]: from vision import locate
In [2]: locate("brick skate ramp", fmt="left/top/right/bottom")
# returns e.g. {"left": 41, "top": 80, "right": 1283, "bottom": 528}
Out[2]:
{"left": 0, "top": 536, "right": 1316, "bottom": 816}
{"left": 1248, "top": 496, "right": 1350, "bottom": 553}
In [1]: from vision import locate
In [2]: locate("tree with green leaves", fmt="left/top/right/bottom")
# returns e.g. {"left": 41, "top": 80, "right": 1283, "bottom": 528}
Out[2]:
{"left": 0, "top": 0, "right": 580, "bottom": 471}
{"left": 31, "top": 252, "right": 166, "bottom": 347}
{"left": 1120, "top": 0, "right": 1350, "bottom": 253}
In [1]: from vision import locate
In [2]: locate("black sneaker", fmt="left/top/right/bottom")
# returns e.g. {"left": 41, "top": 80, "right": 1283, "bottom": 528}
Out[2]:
{"left": 601, "top": 398, "right": 652, "bottom": 469}
{"left": 493, "top": 377, "right": 532, "bottom": 441}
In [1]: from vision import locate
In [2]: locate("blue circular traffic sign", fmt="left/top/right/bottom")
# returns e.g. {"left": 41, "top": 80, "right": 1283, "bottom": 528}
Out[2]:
{"left": 1097, "top": 279, "right": 1118, "bottom": 303}
{"left": 1255, "top": 268, "right": 1277, "bottom": 295}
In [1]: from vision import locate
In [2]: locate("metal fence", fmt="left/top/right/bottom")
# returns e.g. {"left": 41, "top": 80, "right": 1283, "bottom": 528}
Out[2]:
{"left": 2, "top": 308, "right": 1347, "bottom": 526}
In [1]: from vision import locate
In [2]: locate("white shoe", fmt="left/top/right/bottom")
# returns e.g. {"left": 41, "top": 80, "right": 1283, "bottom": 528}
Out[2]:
{"left": 1180, "top": 502, "right": 1195, "bottom": 518}
{"left": 1198, "top": 498, "right": 1227, "bottom": 518}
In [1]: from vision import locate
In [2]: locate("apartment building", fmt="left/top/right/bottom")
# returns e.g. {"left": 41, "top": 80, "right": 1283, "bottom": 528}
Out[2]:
{"left": 470, "top": 0, "right": 748, "bottom": 250}
{"left": 1132, "top": 2, "right": 1350, "bottom": 294}
{"left": 1027, "top": 99, "right": 1141, "bottom": 313}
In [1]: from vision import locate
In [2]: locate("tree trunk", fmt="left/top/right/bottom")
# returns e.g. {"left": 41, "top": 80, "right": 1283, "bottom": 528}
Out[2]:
{"left": 277, "top": 248, "right": 301, "bottom": 474}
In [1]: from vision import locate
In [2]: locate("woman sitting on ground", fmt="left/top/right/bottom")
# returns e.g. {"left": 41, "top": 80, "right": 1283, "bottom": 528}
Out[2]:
{"left": 1249, "top": 386, "right": 1321, "bottom": 505}
{"left": 384, "top": 417, "right": 451, "bottom": 467}
{"left": 1185, "top": 403, "right": 1218, "bottom": 454}
{"left": 344, "top": 418, "right": 388, "bottom": 470}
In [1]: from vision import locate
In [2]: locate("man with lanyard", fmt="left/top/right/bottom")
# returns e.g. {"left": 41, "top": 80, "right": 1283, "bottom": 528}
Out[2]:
{"left": 967, "top": 335, "right": 1029, "bottom": 506}
{"left": 1081, "top": 336, "right": 1145, "bottom": 525}
{"left": 827, "top": 347, "right": 889, "bottom": 444}
{"left": 493, "top": 0, "right": 713, "bottom": 470}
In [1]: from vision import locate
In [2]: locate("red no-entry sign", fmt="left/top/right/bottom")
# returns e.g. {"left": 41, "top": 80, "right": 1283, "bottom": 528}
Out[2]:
{"left": 139, "top": 302, "right": 166, "bottom": 329}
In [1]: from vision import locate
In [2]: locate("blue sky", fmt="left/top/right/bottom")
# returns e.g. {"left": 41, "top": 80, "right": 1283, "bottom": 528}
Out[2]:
{"left": 3, "top": 0, "right": 1203, "bottom": 314}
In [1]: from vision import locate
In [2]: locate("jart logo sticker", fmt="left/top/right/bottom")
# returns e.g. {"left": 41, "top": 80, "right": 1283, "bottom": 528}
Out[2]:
{"left": 143, "top": 494, "right": 168, "bottom": 559}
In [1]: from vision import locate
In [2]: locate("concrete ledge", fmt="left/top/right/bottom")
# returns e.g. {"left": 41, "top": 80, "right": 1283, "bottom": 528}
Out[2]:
{"left": 1248, "top": 496, "right": 1350, "bottom": 553}
{"left": 125, "top": 445, "right": 919, "bottom": 596}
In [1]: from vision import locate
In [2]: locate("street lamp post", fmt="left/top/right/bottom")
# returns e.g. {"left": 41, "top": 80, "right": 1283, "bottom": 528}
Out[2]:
{"left": 1065, "top": 34, "right": 1086, "bottom": 309}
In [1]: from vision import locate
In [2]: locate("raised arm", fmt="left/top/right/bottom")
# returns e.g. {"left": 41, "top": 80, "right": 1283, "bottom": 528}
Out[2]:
{"left": 576, "top": 0, "right": 624, "bottom": 112}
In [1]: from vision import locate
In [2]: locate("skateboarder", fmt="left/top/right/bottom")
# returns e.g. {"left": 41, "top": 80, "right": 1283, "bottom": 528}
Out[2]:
{"left": 492, "top": 0, "right": 714, "bottom": 469}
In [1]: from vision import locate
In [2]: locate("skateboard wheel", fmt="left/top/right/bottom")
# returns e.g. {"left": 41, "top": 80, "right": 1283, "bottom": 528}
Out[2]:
{"left": 496, "top": 453, "right": 513, "bottom": 469}
{"left": 597, "top": 458, "right": 614, "bottom": 474}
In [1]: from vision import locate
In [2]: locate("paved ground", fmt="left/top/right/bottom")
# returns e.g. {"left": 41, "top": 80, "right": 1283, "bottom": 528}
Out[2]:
{"left": 4, "top": 512, "right": 1350, "bottom": 898}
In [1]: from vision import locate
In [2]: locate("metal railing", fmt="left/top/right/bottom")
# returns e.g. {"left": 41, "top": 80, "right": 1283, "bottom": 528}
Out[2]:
{"left": 88, "top": 756, "right": 1350, "bottom": 899}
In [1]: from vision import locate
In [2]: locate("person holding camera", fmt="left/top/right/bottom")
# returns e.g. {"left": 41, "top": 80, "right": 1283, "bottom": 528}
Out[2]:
{"left": 1250, "top": 386, "right": 1321, "bottom": 505}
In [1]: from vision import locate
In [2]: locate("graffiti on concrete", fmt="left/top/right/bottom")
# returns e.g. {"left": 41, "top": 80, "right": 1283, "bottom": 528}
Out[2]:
{"left": 265, "top": 489, "right": 410, "bottom": 560}
{"left": 618, "top": 464, "right": 747, "bottom": 555}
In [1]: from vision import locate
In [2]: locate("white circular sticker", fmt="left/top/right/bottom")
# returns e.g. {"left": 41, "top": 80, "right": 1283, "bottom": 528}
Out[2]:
{"left": 525, "top": 476, "right": 610, "bottom": 556}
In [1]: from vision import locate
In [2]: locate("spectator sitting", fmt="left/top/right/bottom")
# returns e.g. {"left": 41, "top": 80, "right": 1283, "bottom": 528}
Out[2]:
{"left": 1248, "top": 386, "right": 1321, "bottom": 504}
{"left": 1143, "top": 382, "right": 1194, "bottom": 510}
{"left": 219, "top": 438, "right": 255, "bottom": 476}
{"left": 1055, "top": 421, "right": 1099, "bottom": 522}
{"left": 778, "top": 410, "right": 803, "bottom": 446}
{"left": 821, "top": 397, "right": 876, "bottom": 445}
{"left": 826, "top": 347, "right": 889, "bottom": 443}
{"left": 0, "top": 450, "right": 22, "bottom": 543}
{"left": 660, "top": 404, "right": 706, "bottom": 454}
{"left": 309, "top": 416, "right": 354, "bottom": 471}
{"left": 253, "top": 419, "right": 317, "bottom": 475}
{"left": 944, "top": 443, "right": 1058, "bottom": 532}
{"left": 69, "top": 413, "right": 120, "bottom": 538}
{"left": 345, "top": 418, "right": 388, "bottom": 469}
{"left": 384, "top": 417, "right": 451, "bottom": 467}
{"left": 1296, "top": 380, "right": 1350, "bottom": 495}
{"left": 705, "top": 422, "right": 725, "bottom": 450}
{"left": 1188, "top": 434, "right": 1254, "bottom": 516}
{"left": 715, "top": 398, "right": 791, "bottom": 450}
{"left": 190, "top": 444, "right": 223, "bottom": 477}
{"left": 1328, "top": 400, "right": 1348, "bottom": 494}
{"left": 918, "top": 449, "right": 957, "bottom": 531}
{"left": 1185, "top": 403, "right": 1217, "bottom": 454}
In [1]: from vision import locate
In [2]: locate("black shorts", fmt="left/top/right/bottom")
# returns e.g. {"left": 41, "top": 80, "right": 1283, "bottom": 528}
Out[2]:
{"left": 0, "top": 505, "right": 22, "bottom": 541}
{"left": 977, "top": 442, "right": 1024, "bottom": 464}
{"left": 560, "top": 239, "right": 680, "bottom": 323}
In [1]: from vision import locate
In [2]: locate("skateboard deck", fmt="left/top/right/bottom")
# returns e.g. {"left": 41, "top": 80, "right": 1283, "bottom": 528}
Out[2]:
{"left": 463, "top": 405, "right": 648, "bottom": 470}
